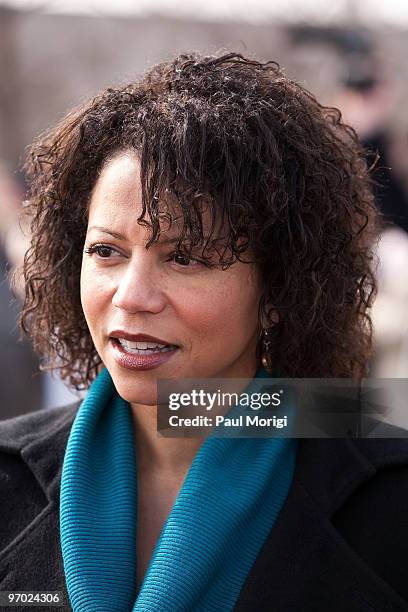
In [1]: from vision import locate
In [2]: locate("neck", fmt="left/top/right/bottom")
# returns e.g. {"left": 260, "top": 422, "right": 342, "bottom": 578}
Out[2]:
{"left": 130, "top": 360, "right": 261, "bottom": 474}
{"left": 130, "top": 404, "right": 205, "bottom": 475}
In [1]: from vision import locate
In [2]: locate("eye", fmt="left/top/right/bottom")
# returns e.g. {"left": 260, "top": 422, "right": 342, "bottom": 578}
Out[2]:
{"left": 169, "top": 251, "right": 204, "bottom": 268}
{"left": 84, "top": 244, "right": 120, "bottom": 259}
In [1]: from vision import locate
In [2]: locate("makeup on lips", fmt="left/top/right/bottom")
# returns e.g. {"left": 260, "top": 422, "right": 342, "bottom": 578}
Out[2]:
{"left": 109, "top": 332, "right": 179, "bottom": 371}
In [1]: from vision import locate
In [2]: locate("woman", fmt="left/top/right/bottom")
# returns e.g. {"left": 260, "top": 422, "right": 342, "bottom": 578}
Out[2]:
{"left": 0, "top": 52, "right": 407, "bottom": 612}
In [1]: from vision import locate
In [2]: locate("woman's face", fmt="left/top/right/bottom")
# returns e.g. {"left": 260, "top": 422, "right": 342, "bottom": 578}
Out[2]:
{"left": 80, "top": 150, "right": 263, "bottom": 405}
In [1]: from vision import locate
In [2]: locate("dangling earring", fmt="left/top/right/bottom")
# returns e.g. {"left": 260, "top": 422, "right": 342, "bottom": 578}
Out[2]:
{"left": 260, "top": 327, "right": 273, "bottom": 373}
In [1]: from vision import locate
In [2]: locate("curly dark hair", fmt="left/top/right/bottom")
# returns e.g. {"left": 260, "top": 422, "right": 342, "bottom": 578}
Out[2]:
{"left": 19, "top": 51, "right": 380, "bottom": 389}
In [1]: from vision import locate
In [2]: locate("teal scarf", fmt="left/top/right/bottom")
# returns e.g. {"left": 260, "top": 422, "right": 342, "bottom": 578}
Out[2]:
{"left": 60, "top": 367, "right": 297, "bottom": 611}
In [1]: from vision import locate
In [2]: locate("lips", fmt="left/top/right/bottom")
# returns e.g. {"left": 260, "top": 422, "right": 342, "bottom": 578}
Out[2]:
{"left": 109, "top": 331, "right": 179, "bottom": 347}
{"left": 108, "top": 330, "right": 180, "bottom": 371}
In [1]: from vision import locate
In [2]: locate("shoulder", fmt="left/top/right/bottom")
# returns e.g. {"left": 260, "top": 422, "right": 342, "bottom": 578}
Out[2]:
{"left": 0, "top": 401, "right": 81, "bottom": 509}
{"left": 0, "top": 402, "right": 80, "bottom": 558}
{"left": 0, "top": 401, "right": 80, "bottom": 454}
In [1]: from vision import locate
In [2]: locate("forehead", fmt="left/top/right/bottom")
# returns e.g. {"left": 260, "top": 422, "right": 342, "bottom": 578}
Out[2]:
{"left": 88, "top": 150, "right": 225, "bottom": 241}
{"left": 89, "top": 151, "right": 144, "bottom": 220}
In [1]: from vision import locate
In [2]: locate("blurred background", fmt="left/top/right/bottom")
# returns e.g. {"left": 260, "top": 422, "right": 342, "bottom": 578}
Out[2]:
{"left": 0, "top": 0, "right": 407, "bottom": 423}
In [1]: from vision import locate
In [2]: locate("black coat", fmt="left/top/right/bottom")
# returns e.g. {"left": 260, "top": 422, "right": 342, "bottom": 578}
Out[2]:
{"left": 0, "top": 402, "right": 408, "bottom": 612}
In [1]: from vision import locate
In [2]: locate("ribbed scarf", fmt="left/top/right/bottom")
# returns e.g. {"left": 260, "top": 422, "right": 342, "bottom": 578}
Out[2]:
{"left": 60, "top": 367, "right": 297, "bottom": 611}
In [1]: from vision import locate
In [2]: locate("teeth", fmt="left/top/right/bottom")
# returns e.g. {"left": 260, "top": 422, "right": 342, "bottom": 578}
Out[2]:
{"left": 119, "top": 339, "right": 167, "bottom": 349}
{"left": 117, "top": 338, "right": 175, "bottom": 351}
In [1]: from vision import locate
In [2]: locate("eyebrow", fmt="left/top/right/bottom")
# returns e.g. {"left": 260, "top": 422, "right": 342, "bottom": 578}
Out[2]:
{"left": 86, "top": 225, "right": 182, "bottom": 245}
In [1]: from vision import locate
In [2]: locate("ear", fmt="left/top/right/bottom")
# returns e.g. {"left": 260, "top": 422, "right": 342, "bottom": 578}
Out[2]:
{"left": 259, "top": 303, "right": 280, "bottom": 328}
{"left": 270, "top": 310, "right": 279, "bottom": 325}
{"left": 266, "top": 302, "right": 280, "bottom": 325}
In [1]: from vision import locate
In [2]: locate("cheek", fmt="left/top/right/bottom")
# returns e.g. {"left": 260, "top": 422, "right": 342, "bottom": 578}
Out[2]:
{"left": 178, "top": 271, "right": 260, "bottom": 341}
{"left": 80, "top": 262, "right": 111, "bottom": 337}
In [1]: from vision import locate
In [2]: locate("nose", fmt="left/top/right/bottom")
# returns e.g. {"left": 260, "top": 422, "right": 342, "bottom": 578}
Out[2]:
{"left": 111, "top": 251, "right": 167, "bottom": 314}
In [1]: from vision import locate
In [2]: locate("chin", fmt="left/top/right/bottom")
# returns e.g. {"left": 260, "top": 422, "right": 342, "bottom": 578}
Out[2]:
{"left": 119, "top": 389, "right": 157, "bottom": 407}
{"left": 106, "top": 369, "right": 156, "bottom": 406}
{"left": 119, "top": 384, "right": 157, "bottom": 406}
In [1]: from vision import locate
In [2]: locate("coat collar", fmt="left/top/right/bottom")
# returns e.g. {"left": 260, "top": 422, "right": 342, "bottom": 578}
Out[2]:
{"left": 2, "top": 403, "right": 408, "bottom": 610}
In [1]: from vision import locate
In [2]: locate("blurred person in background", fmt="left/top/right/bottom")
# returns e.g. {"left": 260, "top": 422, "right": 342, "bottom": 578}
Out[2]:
{"left": 0, "top": 51, "right": 407, "bottom": 611}
{"left": 0, "top": 160, "right": 42, "bottom": 419}
{"left": 332, "top": 34, "right": 408, "bottom": 235}
{"left": 331, "top": 32, "right": 408, "bottom": 382}
{"left": 290, "top": 26, "right": 408, "bottom": 381}
{"left": 0, "top": 162, "right": 81, "bottom": 416}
